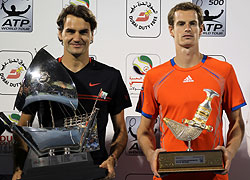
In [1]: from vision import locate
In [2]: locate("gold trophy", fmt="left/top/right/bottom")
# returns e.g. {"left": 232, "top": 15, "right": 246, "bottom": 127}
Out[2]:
{"left": 158, "top": 89, "right": 225, "bottom": 174}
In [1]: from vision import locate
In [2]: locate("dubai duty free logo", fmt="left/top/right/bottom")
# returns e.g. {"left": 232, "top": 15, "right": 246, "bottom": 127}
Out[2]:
{"left": 0, "top": 50, "right": 32, "bottom": 95}
{"left": 126, "top": 0, "right": 161, "bottom": 38}
{"left": 0, "top": 111, "right": 21, "bottom": 154}
{"left": 0, "top": 0, "right": 33, "bottom": 32}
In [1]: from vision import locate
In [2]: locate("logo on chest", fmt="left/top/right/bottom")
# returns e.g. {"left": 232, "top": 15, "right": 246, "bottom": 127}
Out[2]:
{"left": 89, "top": 82, "right": 101, "bottom": 87}
{"left": 183, "top": 75, "right": 194, "bottom": 83}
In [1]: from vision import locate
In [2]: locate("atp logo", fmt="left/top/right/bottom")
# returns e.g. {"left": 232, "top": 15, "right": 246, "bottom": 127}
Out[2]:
{"left": 0, "top": 0, "right": 33, "bottom": 32}
{"left": 193, "top": 0, "right": 226, "bottom": 37}
{"left": 125, "top": 116, "right": 160, "bottom": 156}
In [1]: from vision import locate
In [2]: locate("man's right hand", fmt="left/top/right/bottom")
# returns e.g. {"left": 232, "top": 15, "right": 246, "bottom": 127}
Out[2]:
{"left": 148, "top": 148, "right": 166, "bottom": 178}
{"left": 12, "top": 169, "right": 22, "bottom": 180}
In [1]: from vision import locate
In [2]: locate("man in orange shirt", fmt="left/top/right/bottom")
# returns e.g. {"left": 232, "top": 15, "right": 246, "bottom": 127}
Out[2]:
{"left": 136, "top": 2, "right": 246, "bottom": 180}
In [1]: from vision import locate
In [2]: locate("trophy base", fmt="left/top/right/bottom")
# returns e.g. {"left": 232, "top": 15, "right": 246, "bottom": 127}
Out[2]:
{"left": 158, "top": 150, "right": 225, "bottom": 174}
{"left": 22, "top": 151, "right": 106, "bottom": 180}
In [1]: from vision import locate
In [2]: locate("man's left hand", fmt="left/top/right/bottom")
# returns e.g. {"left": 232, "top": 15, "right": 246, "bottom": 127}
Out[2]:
{"left": 99, "top": 156, "right": 116, "bottom": 179}
{"left": 215, "top": 145, "right": 233, "bottom": 175}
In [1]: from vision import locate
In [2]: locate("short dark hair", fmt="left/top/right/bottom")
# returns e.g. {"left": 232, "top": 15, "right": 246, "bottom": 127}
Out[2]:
{"left": 57, "top": 5, "right": 97, "bottom": 32}
{"left": 168, "top": 2, "right": 203, "bottom": 27}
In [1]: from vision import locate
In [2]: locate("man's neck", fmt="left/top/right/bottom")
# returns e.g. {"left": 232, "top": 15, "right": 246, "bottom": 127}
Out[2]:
{"left": 61, "top": 53, "right": 89, "bottom": 72}
{"left": 174, "top": 46, "right": 202, "bottom": 68}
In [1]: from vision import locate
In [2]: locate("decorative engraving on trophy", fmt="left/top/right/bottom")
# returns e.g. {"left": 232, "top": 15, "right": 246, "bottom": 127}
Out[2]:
{"left": 39, "top": 71, "right": 50, "bottom": 83}
{"left": 158, "top": 155, "right": 174, "bottom": 168}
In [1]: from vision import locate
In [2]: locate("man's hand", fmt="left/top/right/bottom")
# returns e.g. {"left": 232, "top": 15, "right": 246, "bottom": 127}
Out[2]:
{"left": 99, "top": 156, "right": 116, "bottom": 179}
{"left": 98, "top": 110, "right": 127, "bottom": 179}
{"left": 137, "top": 116, "right": 166, "bottom": 177}
{"left": 12, "top": 169, "right": 22, "bottom": 180}
{"left": 148, "top": 148, "right": 166, "bottom": 178}
{"left": 215, "top": 145, "right": 233, "bottom": 175}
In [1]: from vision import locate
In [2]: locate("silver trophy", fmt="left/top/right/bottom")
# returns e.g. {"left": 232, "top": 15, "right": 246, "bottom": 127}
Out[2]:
{"left": 158, "top": 89, "right": 225, "bottom": 174}
{"left": 0, "top": 48, "right": 106, "bottom": 180}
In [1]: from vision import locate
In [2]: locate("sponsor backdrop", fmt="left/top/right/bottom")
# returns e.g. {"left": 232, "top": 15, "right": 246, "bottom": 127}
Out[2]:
{"left": 0, "top": 0, "right": 250, "bottom": 179}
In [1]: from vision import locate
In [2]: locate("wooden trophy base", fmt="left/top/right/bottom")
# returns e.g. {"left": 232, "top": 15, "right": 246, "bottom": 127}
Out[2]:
{"left": 158, "top": 150, "right": 225, "bottom": 175}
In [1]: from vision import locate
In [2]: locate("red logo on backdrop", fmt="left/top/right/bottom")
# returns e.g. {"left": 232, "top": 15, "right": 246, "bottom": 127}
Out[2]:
{"left": 0, "top": 135, "right": 13, "bottom": 142}
{"left": 0, "top": 58, "right": 26, "bottom": 88}
{"left": 0, "top": 135, "right": 13, "bottom": 153}
{"left": 0, "top": 50, "right": 32, "bottom": 95}
{"left": 6, "top": 67, "right": 24, "bottom": 79}
{"left": 136, "top": 10, "right": 152, "bottom": 22}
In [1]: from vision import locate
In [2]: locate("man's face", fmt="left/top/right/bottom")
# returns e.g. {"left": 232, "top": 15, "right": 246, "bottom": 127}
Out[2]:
{"left": 59, "top": 14, "right": 93, "bottom": 58}
{"left": 169, "top": 10, "right": 203, "bottom": 49}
